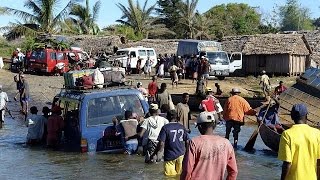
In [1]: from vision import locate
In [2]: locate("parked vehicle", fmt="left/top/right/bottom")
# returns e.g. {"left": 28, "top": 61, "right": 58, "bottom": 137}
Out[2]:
{"left": 177, "top": 39, "right": 242, "bottom": 80}
{"left": 52, "top": 87, "right": 148, "bottom": 153}
{"left": 111, "top": 46, "right": 157, "bottom": 71}
{"left": 27, "top": 48, "right": 81, "bottom": 74}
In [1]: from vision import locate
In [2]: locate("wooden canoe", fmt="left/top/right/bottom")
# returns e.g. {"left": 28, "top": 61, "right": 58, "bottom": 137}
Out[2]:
{"left": 259, "top": 124, "right": 281, "bottom": 152}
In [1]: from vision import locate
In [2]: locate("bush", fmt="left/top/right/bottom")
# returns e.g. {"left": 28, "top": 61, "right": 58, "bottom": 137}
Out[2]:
{"left": 0, "top": 38, "right": 15, "bottom": 58}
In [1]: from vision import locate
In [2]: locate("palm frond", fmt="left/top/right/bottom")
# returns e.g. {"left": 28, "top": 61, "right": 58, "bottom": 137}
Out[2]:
{"left": 92, "top": 0, "right": 101, "bottom": 22}
{"left": 0, "top": 22, "right": 38, "bottom": 40}
{"left": 4, "top": 7, "right": 37, "bottom": 22}
{"left": 52, "top": 0, "right": 73, "bottom": 27}
{"left": 24, "top": 0, "right": 42, "bottom": 17}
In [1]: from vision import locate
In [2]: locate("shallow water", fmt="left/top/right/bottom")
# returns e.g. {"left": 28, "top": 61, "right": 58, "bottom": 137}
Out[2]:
{"left": 0, "top": 113, "right": 281, "bottom": 180}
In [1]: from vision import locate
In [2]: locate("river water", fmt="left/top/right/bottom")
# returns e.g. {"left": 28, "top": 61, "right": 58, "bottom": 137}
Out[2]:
{"left": 0, "top": 112, "right": 281, "bottom": 180}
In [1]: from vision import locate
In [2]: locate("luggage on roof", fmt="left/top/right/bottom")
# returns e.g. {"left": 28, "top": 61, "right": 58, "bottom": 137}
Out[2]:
{"left": 63, "top": 69, "right": 126, "bottom": 89}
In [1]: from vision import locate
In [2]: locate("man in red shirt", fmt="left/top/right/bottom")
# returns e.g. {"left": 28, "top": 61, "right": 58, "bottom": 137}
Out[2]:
{"left": 47, "top": 106, "right": 64, "bottom": 149}
{"left": 199, "top": 87, "right": 223, "bottom": 122}
{"left": 148, "top": 76, "right": 158, "bottom": 103}
{"left": 181, "top": 112, "right": 238, "bottom": 180}
{"left": 274, "top": 81, "right": 287, "bottom": 97}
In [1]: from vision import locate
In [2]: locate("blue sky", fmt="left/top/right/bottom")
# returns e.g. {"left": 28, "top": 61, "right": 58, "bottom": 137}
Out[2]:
{"left": 0, "top": 0, "right": 319, "bottom": 28}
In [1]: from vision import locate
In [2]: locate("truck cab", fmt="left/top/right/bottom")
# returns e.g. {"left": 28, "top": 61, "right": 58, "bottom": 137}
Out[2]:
{"left": 200, "top": 51, "right": 242, "bottom": 80}
{"left": 177, "top": 39, "right": 242, "bottom": 80}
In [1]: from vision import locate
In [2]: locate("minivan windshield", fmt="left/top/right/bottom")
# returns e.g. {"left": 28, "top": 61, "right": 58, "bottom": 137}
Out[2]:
{"left": 116, "top": 50, "right": 129, "bottom": 56}
{"left": 31, "top": 50, "right": 45, "bottom": 60}
{"left": 207, "top": 52, "right": 229, "bottom": 65}
{"left": 87, "top": 95, "right": 144, "bottom": 126}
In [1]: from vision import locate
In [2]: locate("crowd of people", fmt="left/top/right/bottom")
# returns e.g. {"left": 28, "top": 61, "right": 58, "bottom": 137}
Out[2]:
{"left": 124, "top": 54, "right": 213, "bottom": 88}
{"left": 1, "top": 61, "right": 319, "bottom": 179}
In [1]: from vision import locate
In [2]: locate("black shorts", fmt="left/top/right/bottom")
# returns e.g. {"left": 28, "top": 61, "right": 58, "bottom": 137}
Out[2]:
{"left": 226, "top": 120, "right": 243, "bottom": 134}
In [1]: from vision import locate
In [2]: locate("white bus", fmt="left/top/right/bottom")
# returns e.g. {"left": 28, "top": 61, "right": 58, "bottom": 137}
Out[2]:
{"left": 114, "top": 46, "right": 157, "bottom": 70}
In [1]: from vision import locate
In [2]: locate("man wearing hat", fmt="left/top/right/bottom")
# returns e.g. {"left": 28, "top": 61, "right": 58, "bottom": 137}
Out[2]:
{"left": 200, "top": 57, "right": 211, "bottom": 87}
{"left": 199, "top": 87, "right": 223, "bottom": 122}
{"left": 259, "top": 70, "right": 271, "bottom": 98}
{"left": 223, "top": 88, "right": 257, "bottom": 148}
{"left": 181, "top": 112, "right": 238, "bottom": 180}
{"left": 126, "top": 103, "right": 169, "bottom": 163}
{"left": 26, "top": 106, "right": 46, "bottom": 145}
{"left": 0, "top": 85, "right": 8, "bottom": 124}
{"left": 278, "top": 104, "right": 320, "bottom": 180}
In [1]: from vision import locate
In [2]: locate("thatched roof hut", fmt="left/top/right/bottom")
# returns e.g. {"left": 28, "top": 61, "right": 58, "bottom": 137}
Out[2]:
{"left": 222, "top": 34, "right": 310, "bottom": 55}
{"left": 241, "top": 34, "right": 310, "bottom": 55}
{"left": 222, "top": 36, "right": 248, "bottom": 53}
{"left": 222, "top": 34, "right": 312, "bottom": 76}
{"left": 298, "top": 30, "right": 320, "bottom": 65}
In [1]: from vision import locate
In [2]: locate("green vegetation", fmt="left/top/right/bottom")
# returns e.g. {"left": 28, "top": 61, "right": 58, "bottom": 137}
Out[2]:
{"left": 116, "top": 0, "right": 171, "bottom": 39}
{"left": 2, "top": 0, "right": 73, "bottom": 40}
{"left": 69, "top": 0, "right": 101, "bottom": 35}
{"left": 0, "top": 38, "right": 14, "bottom": 57}
{"left": 278, "top": 0, "right": 314, "bottom": 31}
{"left": 205, "top": 3, "right": 261, "bottom": 39}
{"left": 0, "top": 0, "right": 319, "bottom": 41}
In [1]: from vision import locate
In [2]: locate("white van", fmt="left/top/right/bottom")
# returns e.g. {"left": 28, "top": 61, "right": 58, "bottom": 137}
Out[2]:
{"left": 114, "top": 46, "right": 157, "bottom": 70}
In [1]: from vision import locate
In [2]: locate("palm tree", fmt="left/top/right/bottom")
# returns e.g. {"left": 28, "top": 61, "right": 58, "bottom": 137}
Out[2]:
{"left": 179, "top": 0, "right": 199, "bottom": 39}
{"left": 69, "top": 0, "right": 101, "bottom": 35}
{"left": 194, "top": 13, "right": 213, "bottom": 40}
{"left": 2, "top": 0, "right": 73, "bottom": 39}
{"left": 116, "top": 0, "right": 171, "bottom": 39}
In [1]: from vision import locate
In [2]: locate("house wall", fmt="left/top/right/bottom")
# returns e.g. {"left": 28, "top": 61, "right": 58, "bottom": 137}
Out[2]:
{"left": 243, "top": 54, "right": 307, "bottom": 76}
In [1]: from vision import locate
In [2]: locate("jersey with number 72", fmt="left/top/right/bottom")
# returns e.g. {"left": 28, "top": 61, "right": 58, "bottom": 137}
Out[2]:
{"left": 158, "top": 122, "right": 190, "bottom": 161}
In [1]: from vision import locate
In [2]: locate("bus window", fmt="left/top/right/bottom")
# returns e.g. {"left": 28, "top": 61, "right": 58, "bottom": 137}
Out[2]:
{"left": 56, "top": 52, "right": 65, "bottom": 60}
{"left": 31, "top": 50, "right": 45, "bottom": 60}
{"left": 147, "top": 50, "right": 155, "bottom": 56}
{"left": 116, "top": 50, "right": 129, "bottom": 56}
{"left": 138, "top": 50, "right": 147, "bottom": 56}
{"left": 130, "top": 51, "right": 136, "bottom": 58}
{"left": 50, "top": 52, "right": 56, "bottom": 60}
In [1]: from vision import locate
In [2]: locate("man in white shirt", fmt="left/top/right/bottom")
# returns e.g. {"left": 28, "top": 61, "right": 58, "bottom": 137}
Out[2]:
{"left": 26, "top": 106, "right": 46, "bottom": 145}
{"left": 259, "top": 70, "right": 271, "bottom": 98}
{"left": 0, "top": 85, "right": 9, "bottom": 123}
{"left": 126, "top": 103, "right": 169, "bottom": 163}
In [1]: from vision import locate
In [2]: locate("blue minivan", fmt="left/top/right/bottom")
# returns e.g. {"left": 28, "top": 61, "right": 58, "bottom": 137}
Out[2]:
{"left": 53, "top": 87, "right": 149, "bottom": 153}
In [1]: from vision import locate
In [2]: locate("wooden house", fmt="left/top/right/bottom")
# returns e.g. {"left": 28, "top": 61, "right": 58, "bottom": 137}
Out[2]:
{"left": 223, "top": 34, "right": 312, "bottom": 76}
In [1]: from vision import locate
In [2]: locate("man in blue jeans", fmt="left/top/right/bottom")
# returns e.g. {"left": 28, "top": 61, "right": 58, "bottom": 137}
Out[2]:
{"left": 120, "top": 111, "right": 138, "bottom": 154}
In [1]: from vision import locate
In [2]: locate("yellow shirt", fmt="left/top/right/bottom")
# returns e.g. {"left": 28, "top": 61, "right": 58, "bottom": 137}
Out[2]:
{"left": 278, "top": 124, "right": 320, "bottom": 180}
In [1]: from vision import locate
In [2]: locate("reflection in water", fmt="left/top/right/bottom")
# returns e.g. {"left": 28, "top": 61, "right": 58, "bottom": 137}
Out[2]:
{"left": 0, "top": 116, "right": 281, "bottom": 180}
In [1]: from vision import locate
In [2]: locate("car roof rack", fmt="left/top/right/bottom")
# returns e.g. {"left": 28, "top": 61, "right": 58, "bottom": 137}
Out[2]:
{"left": 61, "top": 81, "right": 135, "bottom": 94}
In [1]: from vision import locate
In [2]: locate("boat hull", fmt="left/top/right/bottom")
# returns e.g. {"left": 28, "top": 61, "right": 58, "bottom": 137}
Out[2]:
{"left": 259, "top": 124, "right": 282, "bottom": 152}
